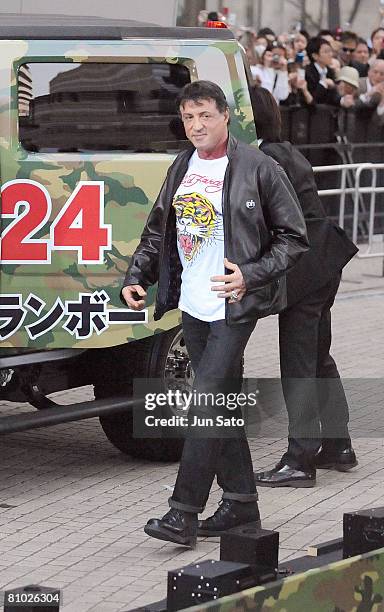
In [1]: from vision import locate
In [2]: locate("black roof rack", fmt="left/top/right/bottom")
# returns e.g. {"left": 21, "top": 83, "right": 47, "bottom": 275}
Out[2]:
{"left": 0, "top": 14, "right": 235, "bottom": 41}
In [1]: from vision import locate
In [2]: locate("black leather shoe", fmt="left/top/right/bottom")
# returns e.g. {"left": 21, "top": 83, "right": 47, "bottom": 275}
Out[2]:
{"left": 254, "top": 462, "right": 316, "bottom": 487}
{"left": 314, "top": 446, "right": 358, "bottom": 471}
{"left": 144, "top": 508, "right": 197, "bottom": 547}
{"left": 197, "top": 500, "right": 261, "bottom": 537}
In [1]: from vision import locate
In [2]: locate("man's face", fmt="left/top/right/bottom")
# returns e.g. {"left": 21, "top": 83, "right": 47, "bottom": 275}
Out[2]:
{"left": 340, "top": 38, "right": 357, "bottom": 64}
{"left": 180, "top": 98, "right": 229, "bottom": 155}
{"left": 368, "top": 60, "right": 384, "bottom": 85}
{"left": 314, "top": 43, "right": 333, "bottom": 67}
{"left": 354, "top": 42, "right": 369, "bottom": 64}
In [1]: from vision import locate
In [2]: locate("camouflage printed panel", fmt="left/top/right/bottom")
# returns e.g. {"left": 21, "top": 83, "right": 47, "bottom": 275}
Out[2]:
{"left": 184, "top": 548, "right": 384, "bottom": 611}
{"left": 0, "top": 38, "right": 256, "bottom": 349}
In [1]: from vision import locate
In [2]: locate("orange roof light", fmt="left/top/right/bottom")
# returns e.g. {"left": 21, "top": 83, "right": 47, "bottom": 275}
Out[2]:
{"left": 205, "top": 20, "right": 228, "bottom": 28}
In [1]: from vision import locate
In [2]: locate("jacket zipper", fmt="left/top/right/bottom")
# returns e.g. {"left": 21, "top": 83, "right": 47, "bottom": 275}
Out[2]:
{"left": 222, "top": 161, "right": 231, "bottom": 324}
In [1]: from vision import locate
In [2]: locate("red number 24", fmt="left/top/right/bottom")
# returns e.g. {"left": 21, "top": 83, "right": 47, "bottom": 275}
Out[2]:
{"left": 0, "top": 180, "right": 111, "bottom": 264}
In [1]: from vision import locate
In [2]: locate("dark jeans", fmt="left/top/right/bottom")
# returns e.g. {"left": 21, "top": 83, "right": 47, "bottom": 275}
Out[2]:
{"left": 279, "top": 274, "right": 351, "bottom": 470}
{"left": 170, "top": 312, "right": 257, "bottom": 514}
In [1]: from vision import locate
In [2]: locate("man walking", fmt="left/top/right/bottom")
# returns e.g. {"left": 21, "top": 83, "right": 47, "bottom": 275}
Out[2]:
{"left": 122, "top": 80, "right": 308, "bottom": 547}
{"left": 251, "top": 86, "right": 358, "bottom": 489}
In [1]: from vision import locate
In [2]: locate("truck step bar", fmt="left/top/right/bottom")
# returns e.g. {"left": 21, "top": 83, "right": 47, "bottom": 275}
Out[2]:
{"left": 0, "top": 395, "right": 133, "bottom": 434}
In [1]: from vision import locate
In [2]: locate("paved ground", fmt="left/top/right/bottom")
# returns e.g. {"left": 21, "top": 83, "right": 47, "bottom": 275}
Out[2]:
{"left": 0, "top": 254, "right": 383, "bottom": 611}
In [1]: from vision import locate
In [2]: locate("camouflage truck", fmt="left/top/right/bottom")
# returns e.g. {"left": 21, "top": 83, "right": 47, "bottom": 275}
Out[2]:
{"left": 0, "top": 13, "right": 257, "bottom": 461}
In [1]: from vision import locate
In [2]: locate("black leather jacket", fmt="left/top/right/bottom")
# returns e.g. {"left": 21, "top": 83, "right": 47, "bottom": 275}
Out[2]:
{"left": 123, "top": 134, "right": 309, "bottom": 324}
{"left": 260, "top": 140, "right": 358, "bottom": 305}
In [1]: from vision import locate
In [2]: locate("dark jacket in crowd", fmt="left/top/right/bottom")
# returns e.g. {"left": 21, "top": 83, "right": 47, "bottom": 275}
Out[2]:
{"left": 260, "top": 141, "right": 358, "bottom": 305}
{"left": 280, "top": 89, "right": 313, "bottom": 107}
{"left": 123, "top": 134, "right": 308, "bottom": 324}
{"left": 349, "top": 59, "right": 369, "bottom": 78}
{"left": 305, "top": 63, "right": 341, "bottom": 106}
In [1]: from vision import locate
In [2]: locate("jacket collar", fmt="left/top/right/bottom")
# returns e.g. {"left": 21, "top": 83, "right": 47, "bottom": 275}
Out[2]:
{"left": 226, "top": 132, "right": 239, "bottom": 158}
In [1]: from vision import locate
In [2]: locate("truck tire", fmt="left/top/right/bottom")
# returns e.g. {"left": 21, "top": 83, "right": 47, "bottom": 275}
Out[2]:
{"left": 95, "top": 327, "right": 192, "bottom": 461}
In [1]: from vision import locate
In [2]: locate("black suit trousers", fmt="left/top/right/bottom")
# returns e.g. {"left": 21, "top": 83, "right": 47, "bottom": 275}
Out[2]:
{"left": 278, "top": 274, "right": 350, "bottom": 470}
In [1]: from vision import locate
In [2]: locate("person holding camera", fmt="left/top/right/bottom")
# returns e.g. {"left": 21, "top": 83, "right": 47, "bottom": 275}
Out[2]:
{"left": 293, "top": 31, "right": 309, "bottom": 51}
{"left": 252, "top": 44, "right": 289, "bottom": 103}
{"left": 283, "top": 57, "right": 313, "bottom": 106}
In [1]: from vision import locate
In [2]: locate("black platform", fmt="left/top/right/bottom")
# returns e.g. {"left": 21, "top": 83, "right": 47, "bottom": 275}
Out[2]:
{"left": 129, "top": 545, "right": 344, "bottom": 611}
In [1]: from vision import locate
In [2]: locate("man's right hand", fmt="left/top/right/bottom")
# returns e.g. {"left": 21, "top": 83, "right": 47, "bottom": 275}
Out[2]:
{"left": 122, "top": 285, "right": 147, "bottom": 310}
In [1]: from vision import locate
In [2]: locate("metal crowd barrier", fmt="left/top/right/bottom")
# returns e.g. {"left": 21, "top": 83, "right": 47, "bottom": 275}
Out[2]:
{"left": 279, "top": 105, "right": 384, "bottom": 258}
{"left": 280, "top": 104, "right": 384, "bottom": 149}
{"left": 313, "top": 162, "right": 384, "bottom": 258}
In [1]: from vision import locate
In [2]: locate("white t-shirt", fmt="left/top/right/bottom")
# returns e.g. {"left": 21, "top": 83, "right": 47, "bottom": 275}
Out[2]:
{"left": 172, "top": 150, "right": 228, "bottom": 321}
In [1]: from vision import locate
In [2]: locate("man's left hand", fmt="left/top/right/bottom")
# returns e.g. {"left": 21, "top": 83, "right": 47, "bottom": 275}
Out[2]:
{"left": 211, "top": 258, "right": 247, "bottom": 303}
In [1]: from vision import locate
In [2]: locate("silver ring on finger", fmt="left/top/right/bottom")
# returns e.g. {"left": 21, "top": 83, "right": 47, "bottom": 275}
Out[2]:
{"left": 231, "top": 290, "right": 239, "bottom": 300}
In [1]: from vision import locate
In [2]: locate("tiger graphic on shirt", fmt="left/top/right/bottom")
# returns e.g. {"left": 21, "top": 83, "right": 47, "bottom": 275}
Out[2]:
{"left": 172, "top": 191, "right": 223, "bottom": 264}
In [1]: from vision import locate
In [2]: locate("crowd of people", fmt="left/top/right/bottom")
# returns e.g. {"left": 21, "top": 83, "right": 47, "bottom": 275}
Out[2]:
{"left": 235, "top": 24, "right": 384, "bottom": 119}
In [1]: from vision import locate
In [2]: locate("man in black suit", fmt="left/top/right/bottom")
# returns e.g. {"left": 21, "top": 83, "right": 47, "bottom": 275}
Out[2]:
{"left": 250, "top": 87, "right": 358, "bottom": 487}
{"left": 305, "top": 37, "right": 341, "bottom": 106}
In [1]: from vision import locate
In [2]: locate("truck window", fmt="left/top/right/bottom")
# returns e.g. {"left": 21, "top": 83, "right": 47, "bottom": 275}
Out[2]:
{"left": 18, "top": 62, "right": 190, "bottom": 153}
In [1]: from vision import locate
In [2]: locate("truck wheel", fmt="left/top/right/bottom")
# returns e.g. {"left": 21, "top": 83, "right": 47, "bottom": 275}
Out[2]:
{"left": 96, "top": 327, "right": 192, "bottom": 461}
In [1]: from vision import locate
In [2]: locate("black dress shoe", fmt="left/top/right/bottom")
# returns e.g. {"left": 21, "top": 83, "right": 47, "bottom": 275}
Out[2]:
{"left": 197, "top": 500, "right": 261, "bottom": 537}
{"left": 144, "top": 508, "right": 197, "bottom": 548}
{"left": 314, "top": 446, "right": 358, "bottom": 471}
{"left": 254, "top": 462, "right": 316, "bottom": 488}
